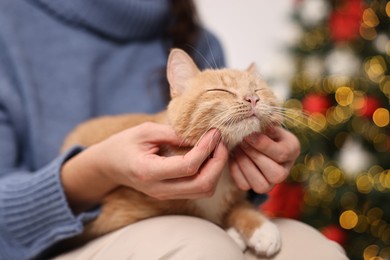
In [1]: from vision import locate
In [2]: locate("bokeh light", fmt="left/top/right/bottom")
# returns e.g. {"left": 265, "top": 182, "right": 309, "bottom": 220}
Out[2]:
{"left": 364, "top": 56, "right": 387, "bottom": 83}
{"left": 364, "top": 244, "right": 380, "bottom": 260}
{"left": 335, "top": 86, "right": 354, "bottom": 106}
{"left": 356, "top": 174, "right": 374, "bottom": 193}
{"left": 372, "top": 108, "right": 390, "bottom": 127}
{"left": 340, "top": 210, "right": 359, "bottom": 229}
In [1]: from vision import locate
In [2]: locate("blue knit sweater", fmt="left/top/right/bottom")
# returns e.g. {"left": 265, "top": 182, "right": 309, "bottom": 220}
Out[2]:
{"left": 0, "top": 1, "right": 225, "bottom": 259}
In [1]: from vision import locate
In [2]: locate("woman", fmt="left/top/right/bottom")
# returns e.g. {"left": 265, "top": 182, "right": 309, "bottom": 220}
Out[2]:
{"left": 0, "top": 0, "right": 347, "bottom": 259}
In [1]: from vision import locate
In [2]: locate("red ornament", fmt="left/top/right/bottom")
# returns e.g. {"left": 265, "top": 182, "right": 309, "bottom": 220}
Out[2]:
{"left": 260, "top": 182, "right": 304, "bottom": 219}
{"left": 302, "top": 94, "right": 331, "bottom": 114}
{"left": 329, "top": 0, "right": 365, "bottom": 42}
{"left": 356, "top": 96, "right": 380, "bottom": 118}
{"left": 321, "top": 225, "right": 348, "bottom": 246}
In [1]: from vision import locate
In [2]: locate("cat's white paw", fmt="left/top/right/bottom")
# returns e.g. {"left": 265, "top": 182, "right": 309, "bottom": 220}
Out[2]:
{"left": 226, "top": 227, "right": 247, "bottom": 251}
{"left": 248, "top": 221, "right": 281, "bottom": 257}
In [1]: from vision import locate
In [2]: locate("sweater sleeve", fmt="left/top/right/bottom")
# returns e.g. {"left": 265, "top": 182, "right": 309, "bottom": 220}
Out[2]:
{"left": 0, "top": 41, "right": 99, "bottom": 259}
{"left": 0, "top": 147, "right": 100, "bottom": 260}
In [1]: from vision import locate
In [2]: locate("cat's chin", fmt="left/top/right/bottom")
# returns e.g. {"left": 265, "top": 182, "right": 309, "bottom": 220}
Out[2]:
{"left": 221, "top": 117, "right": 263, "bottom": 150}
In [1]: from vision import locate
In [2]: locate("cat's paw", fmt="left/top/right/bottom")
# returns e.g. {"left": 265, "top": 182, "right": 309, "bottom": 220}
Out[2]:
{"left": 226, "top": 227, "right": 247, "bottom": 251}
{"left": 248, "top": 221, "right": 281, "bottom": 257}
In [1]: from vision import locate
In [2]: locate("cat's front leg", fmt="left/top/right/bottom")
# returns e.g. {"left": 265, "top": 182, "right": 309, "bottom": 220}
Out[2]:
{"left": 224, "top": 202, "right": 281, "bottom": 257}
{"left": 247, "top": 220, "right": 281, "bottom": 257}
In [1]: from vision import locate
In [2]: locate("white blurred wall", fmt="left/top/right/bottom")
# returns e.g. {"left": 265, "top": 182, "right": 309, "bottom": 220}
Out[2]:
{"left": 196, "top": 0, "right": 294, "bottom": 76}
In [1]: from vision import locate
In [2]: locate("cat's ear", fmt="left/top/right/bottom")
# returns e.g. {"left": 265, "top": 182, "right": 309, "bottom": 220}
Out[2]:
{"left": 246, "top": 62, "right": 259, "bottom": 76}
{"left": 167, "top": 48, "right": 200, "bottom": 98}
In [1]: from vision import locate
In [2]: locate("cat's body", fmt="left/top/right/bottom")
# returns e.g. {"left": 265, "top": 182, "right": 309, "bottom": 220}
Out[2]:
{"left": 62, "top": 49, "right": 283, "bottom": 256}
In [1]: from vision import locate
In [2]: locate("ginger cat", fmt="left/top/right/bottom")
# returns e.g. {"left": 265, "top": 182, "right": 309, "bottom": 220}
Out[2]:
{"left": 62, "top": 49, "right": 283, "bottom": 257}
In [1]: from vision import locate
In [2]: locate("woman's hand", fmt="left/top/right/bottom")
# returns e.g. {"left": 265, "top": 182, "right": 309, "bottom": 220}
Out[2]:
{"left": 229, "top": 127, "right": 300, "bottom": 193}
{"left": 98, "top": 122, "right": 228, "bottom": 200}
{"left": 61, "top": 122, "right": 228, "bottom": 213}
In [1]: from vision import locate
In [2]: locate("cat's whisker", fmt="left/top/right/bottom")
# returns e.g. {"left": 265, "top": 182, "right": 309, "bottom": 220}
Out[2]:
{"left": 261, "top": 108, "right": 328, "bottom": 138}
{"left": 184, "top": 44, "right": 216, "bottom": 69}
{"left": 205, "top": 34, "right": 218, "bottom": 69}
{"left": 186, "top": 109, "right": 235, "bottom": 157}
{"left": 253, "top": 103, "right": 326, "bottom": 134}
{"left": 202, "top": 111, "right": 241, "bottom": 147}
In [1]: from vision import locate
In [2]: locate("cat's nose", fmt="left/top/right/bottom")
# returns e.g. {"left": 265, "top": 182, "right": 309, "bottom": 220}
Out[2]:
{"left": 244, "top": 95, "right": 259, "bottom": 106}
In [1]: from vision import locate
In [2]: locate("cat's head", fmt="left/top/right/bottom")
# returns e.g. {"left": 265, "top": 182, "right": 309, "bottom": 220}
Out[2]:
{"left": 166, "top": 48, "right": 283, "bottom": 150}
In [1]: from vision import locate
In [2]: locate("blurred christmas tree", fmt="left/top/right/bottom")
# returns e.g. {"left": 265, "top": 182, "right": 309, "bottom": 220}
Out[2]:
{"left": 261, "top": 0, "right": 390, "bottom": 259}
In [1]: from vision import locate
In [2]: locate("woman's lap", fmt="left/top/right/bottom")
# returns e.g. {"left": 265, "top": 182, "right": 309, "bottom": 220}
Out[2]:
{"left": 55, "top": 216, "right": 244, "bottom": 260}
{"left": 55, "top": 216, "right": 348, "bottom": 260}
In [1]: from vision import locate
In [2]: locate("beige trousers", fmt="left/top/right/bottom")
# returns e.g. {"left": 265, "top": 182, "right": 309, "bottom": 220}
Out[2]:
{"left": 55, "top": 216, "right": 348, "bottom": 260}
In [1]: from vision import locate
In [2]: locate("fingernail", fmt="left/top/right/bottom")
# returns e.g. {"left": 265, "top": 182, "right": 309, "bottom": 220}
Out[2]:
{"left": 245, "top": 133, "right": 258, "bottom": 144}
{"left": 211, "top": 129, "right": 221, "bottom": 141}
{"left": 231, "top": 147, "right": 242, "bottom": 157}
{"left": 240, "top": 141, "right": 250, "bottom": 149}
{"left": 266, "top": 126, "right": 278, "bottom": 139}
{"left": 206, "top": 129, "right": 220, "bottom": 149}
{"left": 266, "top": 126, "right": 275, "bottom": 134}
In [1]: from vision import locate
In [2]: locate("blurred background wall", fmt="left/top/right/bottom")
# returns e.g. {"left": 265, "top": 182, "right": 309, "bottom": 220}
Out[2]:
{"left": 196, "top": 0, "right": 293, "bottom": 73}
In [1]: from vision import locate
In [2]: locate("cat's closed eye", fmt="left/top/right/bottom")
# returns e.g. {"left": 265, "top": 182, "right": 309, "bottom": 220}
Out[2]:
{"left": 254, "top": 89, "right": 265, "bottom": 93}
{"left": 206, "top": 88, "right": 236, "bottom": 96}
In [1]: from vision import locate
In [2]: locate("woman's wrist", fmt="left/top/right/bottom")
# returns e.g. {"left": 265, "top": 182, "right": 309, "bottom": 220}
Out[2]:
{"left": 61, "top": 145, "right": 119, "bottom": 214}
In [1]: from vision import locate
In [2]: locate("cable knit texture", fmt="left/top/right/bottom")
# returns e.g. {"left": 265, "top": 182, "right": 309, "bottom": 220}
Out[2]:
{"left": 0, "top": 147, "right": 98, "bottom": 259}
{"left": 33, "top": 0, "right": 171, "bottom": 41}
{"left": 0, "top": 0, "right": 224, "bottom": 259}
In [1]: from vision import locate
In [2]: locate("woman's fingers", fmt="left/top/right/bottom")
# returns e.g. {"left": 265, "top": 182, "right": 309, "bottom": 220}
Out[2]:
{"left": 142, "top": 129, "right": 223, "bottom": 180}
{"left": 146, "top": 141, "right": 229, "bottom": 200}
{"left": 228, "top": 127, "right": 301, "bottom": 194}
{"left": 244, "top": 127, "right": 300, "bottom": 165}
{"left": 239, "top": 144, "right": 288, "bottom": 185}
{"left": 229, "top": 157, "right": 251, "bottom": 191}
{"left": 231, "top": 147, "right": 272, "bottom": 193}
